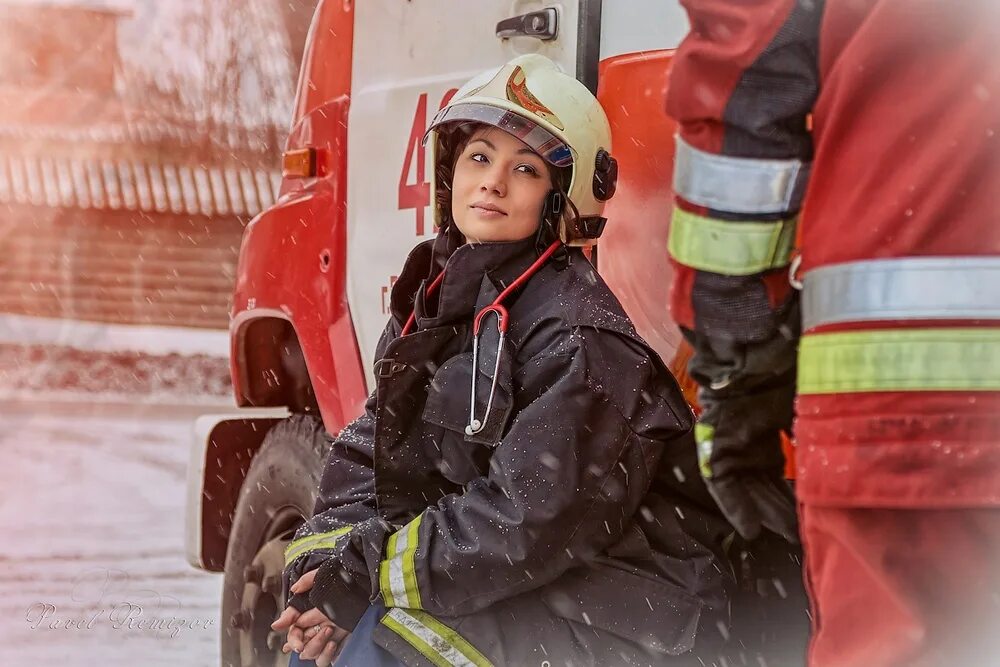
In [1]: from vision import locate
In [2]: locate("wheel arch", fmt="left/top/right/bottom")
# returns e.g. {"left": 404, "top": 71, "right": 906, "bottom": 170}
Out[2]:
{"left": 186, "top": 411, "right": 288, "bottom": 572}
{"left": 231, "top": 310, "right": 320, "bottom": 415}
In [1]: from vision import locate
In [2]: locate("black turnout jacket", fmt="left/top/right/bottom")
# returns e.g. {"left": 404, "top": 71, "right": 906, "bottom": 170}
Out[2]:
{"left": 282, "top": 233, "right": 741, "bottom": 666}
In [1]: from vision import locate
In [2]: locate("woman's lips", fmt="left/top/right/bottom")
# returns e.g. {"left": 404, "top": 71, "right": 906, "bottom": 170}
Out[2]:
{"left": 470, "top": 203, "right": 507, "bottom": 219}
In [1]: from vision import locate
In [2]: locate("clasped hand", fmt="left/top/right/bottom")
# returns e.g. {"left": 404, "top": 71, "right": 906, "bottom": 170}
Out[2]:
{"left": 271, "top": 568, "right": 350, "bottom": 666}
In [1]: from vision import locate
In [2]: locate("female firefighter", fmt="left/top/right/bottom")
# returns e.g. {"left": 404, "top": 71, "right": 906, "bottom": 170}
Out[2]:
{"left": 271, "top": 54, "right": 758, "bottom": 667}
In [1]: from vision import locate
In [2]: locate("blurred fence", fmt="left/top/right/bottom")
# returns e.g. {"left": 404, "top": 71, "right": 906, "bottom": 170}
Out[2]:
{"left": 0, "top": 0, "right": 312, "bottom": 402}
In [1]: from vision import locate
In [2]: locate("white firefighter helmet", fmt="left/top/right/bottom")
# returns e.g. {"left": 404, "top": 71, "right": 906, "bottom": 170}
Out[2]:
{"left": 423, "top": 54, "right": 618, "bottom": 246}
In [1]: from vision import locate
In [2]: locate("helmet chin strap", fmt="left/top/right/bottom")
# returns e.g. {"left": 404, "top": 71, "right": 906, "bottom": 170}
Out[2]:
{"left": 535, "top": 189, "right": 570, "bottom": 268}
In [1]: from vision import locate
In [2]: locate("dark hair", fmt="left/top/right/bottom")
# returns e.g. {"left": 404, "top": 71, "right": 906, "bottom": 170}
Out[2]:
{"left": 433, "top": 125, "right": 473, "bottom": 230}
{"left": 433, "top": 123, "right": 571, "bottom": 231}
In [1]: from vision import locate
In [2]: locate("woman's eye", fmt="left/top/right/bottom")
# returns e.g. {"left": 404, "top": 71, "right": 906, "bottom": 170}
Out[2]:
{"left": 516, "top": 164, "right": 538, "bottom": 175}
{"left": 470, "top": 153, "right": 488, "bottom": 163}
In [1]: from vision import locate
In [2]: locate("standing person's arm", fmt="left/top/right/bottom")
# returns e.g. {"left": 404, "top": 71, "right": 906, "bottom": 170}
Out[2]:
{"left": 665, "top": 0, "right": 824, "bottom": 541}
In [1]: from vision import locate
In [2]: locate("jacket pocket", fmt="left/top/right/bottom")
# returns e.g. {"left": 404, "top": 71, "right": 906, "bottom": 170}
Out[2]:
{"left": 541, "top": 561, "right": 703, "bottom": 656}
{"left": 422, "top": 347, "right": 514, "bottom": 447}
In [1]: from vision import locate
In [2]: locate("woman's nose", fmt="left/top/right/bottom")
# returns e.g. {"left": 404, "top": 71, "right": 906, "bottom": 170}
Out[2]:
{"left": 480, "top": 172, "right": 506, "bottom": 196}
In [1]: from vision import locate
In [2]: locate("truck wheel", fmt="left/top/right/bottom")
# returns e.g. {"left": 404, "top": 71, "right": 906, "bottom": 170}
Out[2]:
{"left": 219, "top": 414, "right": 330, "bottom": 667}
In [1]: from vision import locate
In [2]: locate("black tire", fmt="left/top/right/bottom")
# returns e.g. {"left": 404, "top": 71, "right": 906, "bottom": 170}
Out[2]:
{"left": 220, "top": 414, "right": 330, "bottom": 667}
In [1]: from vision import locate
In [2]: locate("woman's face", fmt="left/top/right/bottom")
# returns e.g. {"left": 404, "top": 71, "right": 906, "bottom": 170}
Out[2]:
{"left": 450, "top": 126, "right": 553, "bottom": 243}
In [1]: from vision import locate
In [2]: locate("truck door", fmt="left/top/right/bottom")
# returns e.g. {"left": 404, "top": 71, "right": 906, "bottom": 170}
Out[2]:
{"left": 346, "top": 0, "right": 592, "bottom": 389}
{"left": 596, "top": 0, "right": 691, "bottom": 370}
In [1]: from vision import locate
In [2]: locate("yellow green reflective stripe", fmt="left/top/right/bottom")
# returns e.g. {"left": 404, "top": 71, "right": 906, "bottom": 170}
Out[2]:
{"left": 283, "top": 526, "right": 352, "bottom": 566}
{"left": 798, "top": 328, "right": 1000, "bottom": 395}
{"left": 381, "top": 608, "right": 493, "bottom": 667}
{"left": 380, "top": 514, "right": 424, "bottom": 609}
{"left": 384, "top": 523, "right": 410, "bottom": 607}
{"left": 694, "top": 423, "right": 715, "bottom": 478}
{"left": 402, "top": 517, "right": 422, "bottom": 608}
{"left": 668, "top": 208, "right": 797, "bottom": 275}
{"left": 407, "top": 610, "right": 493, "bottom": 667}
{"left": 380, "top": 529, "right": 402, "bottom": 607}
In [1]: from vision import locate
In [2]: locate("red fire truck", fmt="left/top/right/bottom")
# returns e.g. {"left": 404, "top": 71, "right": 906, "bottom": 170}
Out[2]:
{"left": 185, "top": 1, "right": 699, "bottom": 663}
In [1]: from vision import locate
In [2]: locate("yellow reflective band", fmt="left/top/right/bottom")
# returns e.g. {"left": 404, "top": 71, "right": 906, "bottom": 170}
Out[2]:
{"left": 387, "top": 526, "right": 411, "bottom": 607}
{"left": 402, "top": 516, "right": 423, "bottom": 608}
{"left": 798, "top": 328, "right": 1000, "bottom": 395}
{"left": 380, "top": 529, "right": 403, "bottom": 608}
{"left": 381, "top": 608, "right": 494, "bottom": 667}
{"left": 668, "top": 208, "right": 797, "bottom": 275}
{"left": 380, "top": 514, "right": 424, "bottom": 609}
{"left": 694, "top": 422, "right": 714, "bottom": 444}
{"left": 283, "top": 526, "right": 353, "bottom": 566}
{"left": 694, "top": 423, "right": 715, "bottom": 479}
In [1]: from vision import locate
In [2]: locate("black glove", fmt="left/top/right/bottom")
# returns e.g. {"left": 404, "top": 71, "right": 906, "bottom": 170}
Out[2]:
{"left": 283, "top": 554, "right": 322, "bottom": 614}
{"left": 695, "top": 373, "right": 799, "bottom": 542}
{"left": 308, "top": 558, "right": 373, "bottom": 631}
{"left": 286, "top": 592, "right": 313, "bottom": 614}
{"left": 307, "top": 516, "right": 393, "bottom": 630}
{"left": 683, "top": 300, "right": 801, "bottom": 544}
{"left": 702, "top": 466, "right": 798, "bottom": 543}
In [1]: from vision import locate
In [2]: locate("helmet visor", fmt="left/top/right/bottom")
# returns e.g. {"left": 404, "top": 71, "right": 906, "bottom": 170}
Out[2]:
{"left": 423, "top": 102, "right": 574, "bottom": 168}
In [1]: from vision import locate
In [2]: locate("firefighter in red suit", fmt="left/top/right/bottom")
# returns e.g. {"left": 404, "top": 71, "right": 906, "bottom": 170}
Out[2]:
{"left": 664, "top": 1, "right": 1000, "bottom": 664}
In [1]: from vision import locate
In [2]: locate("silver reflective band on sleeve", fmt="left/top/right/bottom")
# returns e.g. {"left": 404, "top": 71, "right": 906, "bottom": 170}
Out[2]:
{"left": 673, "top": 136, "right": 811, "bottom": 214}
{"left": 380, "top": 514, "right": 423, "bottom": 609}
{"left": 381, "top": 608, "right": 493, "bottom": 667}
{"left": 386, "top": 525, "right": 411, "bottom": 607}
{"left": 802, "top": 257, "right": 1000, "bottom": 331}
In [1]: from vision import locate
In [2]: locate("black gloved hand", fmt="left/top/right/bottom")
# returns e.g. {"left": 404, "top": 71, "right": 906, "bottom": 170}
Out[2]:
{"left": 308, "top": 557, "right": 372, "bottom": 631}
{"left": 702, "top": 466, "right": 798, "bottom": 543}
{"left": 307, "top": 516, "right": 394, "bottom": 630}
{"left": 286, "top": 592, "right": 313, "bottom": 614}
{"left": 680, "top": 288, "right": 802, "bottom": 543}
{"left": 695, "top": 380, "right": 799, "bottom": 543}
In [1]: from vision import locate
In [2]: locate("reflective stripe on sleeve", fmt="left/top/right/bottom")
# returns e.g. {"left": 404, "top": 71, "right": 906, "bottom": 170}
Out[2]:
{"left": 673, "top": 136, "right": 811, "bottom": 214}
{"left": 379, "top": 529, "right": 401, "bottom": 607}
{"left": 668, "top": 207, "right": 797, "bottom": 275}
{"left": 798, "top": 328, "right": 1000, "bottom": 395}
{"left": 379, "top": 514, "right": 424, "bottom": 609}
{"left": 283, "top": 526, "right": 353, "bottom": 567}
{"left": 381, "top": 608, "right": 493, "bottom": 667}
{"left": 802, "top": 257, "right": 1000, "bottom": 331}
{"left": 694, "top": 423, "right": 715, "bottom": 479}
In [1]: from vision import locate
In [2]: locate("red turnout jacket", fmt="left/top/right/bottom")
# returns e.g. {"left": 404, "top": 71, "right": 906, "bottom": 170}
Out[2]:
{"left": 666, "top": 0, "right": 1000, "bottom": 508}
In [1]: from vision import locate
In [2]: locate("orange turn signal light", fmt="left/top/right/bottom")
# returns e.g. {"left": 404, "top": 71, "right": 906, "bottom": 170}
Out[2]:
{"left": 282, "top": 148, "right": 317, "bottom": 178}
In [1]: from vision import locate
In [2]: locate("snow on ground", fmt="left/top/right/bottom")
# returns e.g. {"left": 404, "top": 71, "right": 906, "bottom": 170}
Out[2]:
{"left": 0, "top": 400, "right": 224, "bottom": 666}
{"left": 0, "top": 314, "right": 231, "bottom": 357}
{"left": 0, "top": 316, "right": 234, "bottom": 405}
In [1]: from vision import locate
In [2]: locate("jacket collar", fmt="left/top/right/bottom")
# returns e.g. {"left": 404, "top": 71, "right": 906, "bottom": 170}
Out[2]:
{"left": 389, "top": 230, "right": 545, "bottom": 332}
{"left": 420, "top": 234, "right": 542, "bottom": 330}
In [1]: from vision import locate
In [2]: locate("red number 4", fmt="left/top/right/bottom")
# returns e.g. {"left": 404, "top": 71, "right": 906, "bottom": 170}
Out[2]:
{"left": 398, "top": 89, "right": 458, "bottom": 236}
